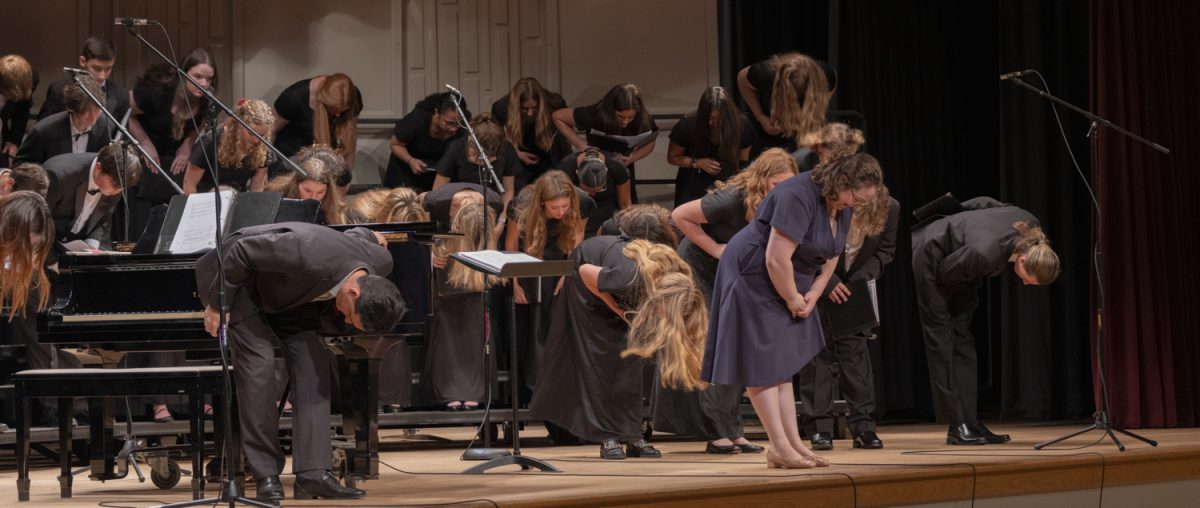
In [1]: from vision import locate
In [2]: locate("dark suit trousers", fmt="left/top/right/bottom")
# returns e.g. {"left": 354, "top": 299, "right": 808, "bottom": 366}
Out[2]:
{"left": 912, "top": 255, "right": 980, "bottom": 426}
{"left": 797, "top": 332, "right": 878, "bottom": 436}
{"left": 229, "top": 301, "right": 336, "bottom": 480}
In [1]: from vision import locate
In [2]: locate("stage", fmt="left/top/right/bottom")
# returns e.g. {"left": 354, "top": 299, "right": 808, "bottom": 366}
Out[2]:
{"left": 3, "top": 422, "right": 1198, "bottom": 507}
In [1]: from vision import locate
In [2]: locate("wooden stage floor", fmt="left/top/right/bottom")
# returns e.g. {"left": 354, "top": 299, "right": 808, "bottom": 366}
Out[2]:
{"left": 3, "top": 421, "right": 1198, "bottom": 507}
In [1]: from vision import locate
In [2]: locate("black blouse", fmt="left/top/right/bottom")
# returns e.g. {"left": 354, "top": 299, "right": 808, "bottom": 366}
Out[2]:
{"left": 188, "top": 126, "right": 282, "bottom": 193}
{"left": 273, "top": 77, "right": 364, "bottom": 157}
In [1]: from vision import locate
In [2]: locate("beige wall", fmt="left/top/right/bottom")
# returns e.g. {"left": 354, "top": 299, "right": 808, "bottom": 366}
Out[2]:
{"left": 1, "top": 0, "right": 719, "bottom": 196}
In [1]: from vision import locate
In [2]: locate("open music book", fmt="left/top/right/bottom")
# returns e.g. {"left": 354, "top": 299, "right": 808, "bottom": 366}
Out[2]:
{"left": 453, "top": 250, "right": 542, "bottom": 274}
{"left": 585, "top": 128, "right": 658, "bottom": 155}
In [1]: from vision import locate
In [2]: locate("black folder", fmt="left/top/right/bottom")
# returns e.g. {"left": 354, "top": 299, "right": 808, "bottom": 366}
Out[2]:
{"left": 817, "top": 278, "right": 879, "bottom": 340}
{"left": 152, "top": 192, "right": 320, "bottom": 254}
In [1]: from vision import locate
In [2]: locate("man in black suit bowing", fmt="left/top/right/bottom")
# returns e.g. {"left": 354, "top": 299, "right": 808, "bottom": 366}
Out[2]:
{"left": 43, "top": 142, "right": 140, "bottom": 250}
{"left": 196, "top": 222, "right": 405, "bottom": 501}
{"left": 17, "top": 74, "right": 113, "bottom": 164}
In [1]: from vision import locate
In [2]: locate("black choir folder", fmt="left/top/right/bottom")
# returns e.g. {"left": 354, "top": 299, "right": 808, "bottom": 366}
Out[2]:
{"left": 450, "top": 250, "right": 575, "bottom": 279}
{"left": 585, "top": 128, "right": 658, "bottom": 156}
{"left": 817, "top": 278, "right": 880, "bottom": 340}
{"left": 151, "top": 191, "right": 319, "bottom": 254}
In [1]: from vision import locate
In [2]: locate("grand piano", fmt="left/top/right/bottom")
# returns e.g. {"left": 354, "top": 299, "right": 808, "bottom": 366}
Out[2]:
{"left": 36, "top": 221, "right": 445, "bottom": 484}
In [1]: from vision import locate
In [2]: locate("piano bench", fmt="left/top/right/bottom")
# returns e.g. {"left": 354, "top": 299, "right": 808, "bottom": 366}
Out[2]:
{"left": 11, "top": 366, "right": 230, "bottom": 502}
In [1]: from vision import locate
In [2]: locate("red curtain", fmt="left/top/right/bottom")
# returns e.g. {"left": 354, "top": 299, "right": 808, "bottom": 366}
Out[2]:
{"left": 1091, "top": 0, "right": 1200, "bottom": 428}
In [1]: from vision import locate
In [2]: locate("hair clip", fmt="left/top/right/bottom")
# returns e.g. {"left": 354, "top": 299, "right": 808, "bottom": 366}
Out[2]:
{"left": 237, "top": 98, "right": 248, "bottom": 106}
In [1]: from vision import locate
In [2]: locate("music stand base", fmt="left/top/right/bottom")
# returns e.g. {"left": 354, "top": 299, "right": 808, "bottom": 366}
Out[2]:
{"left": 1034, "top": 411, "right": 1158, "bottom": 452}
{"left": 462, "top": 453, "right": 561, "bottom": 474}
{"left": 462, "top": 447, "right": 513, "bottom": 461}
{"left": 152, "top": 480, "right": 278, "bottom": 508}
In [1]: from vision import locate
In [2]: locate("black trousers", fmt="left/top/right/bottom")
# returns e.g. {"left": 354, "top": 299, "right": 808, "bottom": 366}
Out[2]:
{"left": 229, "top": 301, "right": 339, "bottom": 480}
{"left": 912, "top": 253, "right": 981, "bottom": 426}
{"left": 797, "top": 333, "right": 878, "bottom": 436}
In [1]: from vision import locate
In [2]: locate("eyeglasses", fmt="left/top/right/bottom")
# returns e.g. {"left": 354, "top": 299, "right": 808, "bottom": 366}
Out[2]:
{"left": 849, "top": 189, "right": 872, "bottom": 207}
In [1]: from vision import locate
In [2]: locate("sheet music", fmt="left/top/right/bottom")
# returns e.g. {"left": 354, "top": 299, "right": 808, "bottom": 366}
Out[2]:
{"left": 168, "top": 191, "right": 235, "bottom": 254}
{"left": 456, "top": 250, "right": 541, "bottom": 273}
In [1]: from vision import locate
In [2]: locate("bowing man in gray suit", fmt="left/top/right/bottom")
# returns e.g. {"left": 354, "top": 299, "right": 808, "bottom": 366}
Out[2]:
{"left": 911, "top": 196, "right": 1060, "bottom": 446}
{"left": 196, "top": 222, "right": 405, "bottom": 501}
{"left": 42, "top": 142, "right": 140, "bottom": 250}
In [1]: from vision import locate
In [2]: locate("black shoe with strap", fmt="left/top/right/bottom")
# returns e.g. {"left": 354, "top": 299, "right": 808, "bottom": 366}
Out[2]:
{"left": 625, "top": 439, "right": 662, "bottom": 458}
{"left": 600, "top": 439, "right": 626, "bottom": 460}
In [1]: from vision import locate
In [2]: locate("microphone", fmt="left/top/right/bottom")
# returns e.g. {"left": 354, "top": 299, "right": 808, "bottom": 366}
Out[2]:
{"left": 1000, "top": 69, "right": 1035, "bottom": 81}
{"left": 63, "top": 67, "right": 93, "bottom": 76}
{"left": 114, "top": 17, "right": 155, "bottom": 26}
{"left": 445, "top": 83, "right": 462, "bottom": 96}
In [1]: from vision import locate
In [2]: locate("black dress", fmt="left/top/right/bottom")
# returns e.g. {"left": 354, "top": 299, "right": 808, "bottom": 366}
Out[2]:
{"left": 272, "top": 77, "right": 364, "bottom": 163}
{"left": 530, "top": 235, "right": 646, "bottom": 444}
{"left": 384, "top": 108, "right": 464, "bottom": 191}
{"left": 573, "top": 104, "right": 659, "bottom": 203}
{"left": 744, "top": 59, "right": 795, "bottom": 156}
{"left": 187, "top": 126, "right": 282, "bottom": 192}
{"left": 554, "top": 152, "right": 630, "bottom": 236}
{"left": 669, "top": 112, "right": 755, "bottom": 206}
{"left": 433, "top": 137, "right": 520, "bottom": 186}
{"left": 416, "top": 267, "right": 493, "bottom": 405}
{"left": 491, "top": 94, "right": 570, "bottom": 194}
{"left": 653, "top": 186, "right": 750, "bottom": 440}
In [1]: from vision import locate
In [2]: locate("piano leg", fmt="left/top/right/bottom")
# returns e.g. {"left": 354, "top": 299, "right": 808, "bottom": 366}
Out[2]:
{"left": 86, "top": 397, "right": 118, "bottom": 481}
{"left": 188, "top": 391, "right": 204, "bottom": 499}
{"left": 58, "top": 397, "right": 73, "bottom": 498}
{"left": 335, "top": 349, "right": 381, "bottom": 483}
{"left": 16, "top": 388, "right": 31, "bottom": 501}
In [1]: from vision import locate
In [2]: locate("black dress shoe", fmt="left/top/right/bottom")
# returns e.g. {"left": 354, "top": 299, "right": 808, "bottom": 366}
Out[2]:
{"left": 810, "top": 432, "right": 834, "bottom": 451}
{"left": 255, "top": 475, "right": 284, "bottom": 502}
{"left": 852, "top": 431, "right": 884, "bottom": 449}
{"left": 600, "top": 439, "right": 626, "bottom": 460}
{"left": 625, "top": 439, "right": 662, "bottom": 458}
{"left": 705, "top": 441, "right": 740, "bottom": 454}
{"left": 972, "top": 423, "right": 1011, "bottom": 444}
{"left": 946, "top": 423, "right": 987, "bottom": 445}
{"left": 294, "top": 471, "right": 365, "bottom": 500}
{"left": 736, "top": 442, "right": 765, "bottom": 453}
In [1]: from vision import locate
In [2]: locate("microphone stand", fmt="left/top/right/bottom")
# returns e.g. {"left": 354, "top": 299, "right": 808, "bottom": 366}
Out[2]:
{"left": 1004, "top": 74, "right": 1166, "bottom": 452}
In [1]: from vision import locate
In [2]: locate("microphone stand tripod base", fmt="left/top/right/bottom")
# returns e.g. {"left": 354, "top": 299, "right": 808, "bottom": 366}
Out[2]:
{"left": 463, "top": 453, "right": 561, "bottom": 474}
{"left": 462, "top": 447, "right": 512, "bottom": 461}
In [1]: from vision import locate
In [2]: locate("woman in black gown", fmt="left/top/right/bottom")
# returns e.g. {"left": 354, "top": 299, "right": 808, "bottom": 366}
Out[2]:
{"left": 431, "top": 114, "right": 518, "bottom": 209}
{"left": 531, "top": 207, "right": 708, "bottom": 460}
{"left": 272, "top": 73, "right": 363, "bottom": 172}
{"left": 492, "top": 77, "right": 569, "bottom": 193}
{"left": 385, "top": 92, "right": 468, "bottom": 192}
{"left": 654, "top": 148, "right": 798, "bottom": 454}
{"left": 667, "top": 86, "right": 754, "bottom": 206}
{"left": 553, "top": 84, "right": 658, "bottom": 203}
{"left": 737, "top": 52, "right": 834, "bottom": 156}
{"left": 183, "top": 98, "right": 280, "bottom": 193}
{"left": 554, "top": 147, "right": 632, "bottom": 236}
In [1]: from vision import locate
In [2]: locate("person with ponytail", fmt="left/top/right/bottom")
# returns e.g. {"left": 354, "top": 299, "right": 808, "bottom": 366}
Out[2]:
{"left": 555, "top": 147, "right": 632, "bottom": 235}
{"left": 531, "top": 212, "right": 708, "bottom": 460}
{"left": 184, "top": 99, "right": 279, "bottom": 193}
{"left": 493, "top": 77, "right": 570, "bottom": 192}
{"left": 737, "top": 52, "right": 835, "bottom": 156}
{"left": 912, "top": 196, "right": 1059, "bottom": 446}
{"left": 272, "top": 73, "right": 363, "bottom": 171}
{"left": 703, "top": 152, "right": 883, "bottom": 469}
{"left": 431, "top": 113, "right": 519, "bottom": 209}
{"left": 667, "top": 86, "right": 755, "bottom": 206}
{"left": 385, "top": 92, "right": 470, "bottom": 192}
{"left": 654, "top": 148, "right": 798, "bottom": 454}
{"left": 417, "top": 200, "right": 502, "bottom": 410}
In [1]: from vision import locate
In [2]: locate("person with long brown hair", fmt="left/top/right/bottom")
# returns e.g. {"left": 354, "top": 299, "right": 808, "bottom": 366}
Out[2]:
{"left": 667, "top": 86, "right": 754, "bottom": 206}
{"left": 385, "top": 92, "right": 469, "bottom": 191}
{"left": 265, "top": 146, "right": 345, "bottom": 225}
{"left": 531, "top": 211, "right": 708, "bottom": 460}
{"left": 0, "top": 190, "right": 53, "bottom": 317}
{"left": 654, "top": 148, "right": 798, "bottom": 454}
{"left": 912, "top": 196, "right": 1059, "bottom": 446}
{"left": 272, "top": 73, "right": 363, "bottom": 171}
{"left": 703, "top": 152, "right": 884, "bottom": 469}
{"left": 432, "top": 113, "right": 519, "bottom": 208}
{"left": 737, "top": 52, "right": 834, "bottom": 156}
{"left": 553, "top": 84, "right": 659, "bottom": 202}
{"left": 493, "top": 77, "right": 570, "bottom": 192}
{"left": 184, "top": 98, "right": 279, "bottom": 193}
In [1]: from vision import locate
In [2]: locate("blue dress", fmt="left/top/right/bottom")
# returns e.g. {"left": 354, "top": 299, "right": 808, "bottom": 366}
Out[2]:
{"left": 701, "top": 172, "right": 851, "bottom": 387}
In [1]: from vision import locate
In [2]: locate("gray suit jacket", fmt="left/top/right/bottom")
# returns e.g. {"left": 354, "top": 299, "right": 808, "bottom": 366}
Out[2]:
{"left": 911, "top": 196, "right": 1038, "bottom": 290}
{"left": 43, "top": 152, "right": 120, "bottom": 248}
{"left": 195, "top": 222, "right": 393, "bottom": 321}
{"left": 16, "top": 111, "right": 113, "bottom": 164}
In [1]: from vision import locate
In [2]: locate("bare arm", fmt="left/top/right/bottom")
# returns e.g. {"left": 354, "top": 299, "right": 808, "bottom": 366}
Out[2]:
{"left": 432, "top": 174, "right": 451, "bottom": 189}
{"left": 672, "top": 198, "right": 723, "bottom": 259}
{"left": 250, "top": 167, "right": 267, "bottom": 192}
{"left": 553, "top": 107, "right": 586, "bottom": 151}
{"left": 390, "top": 135, "right": 428, "bottom": 174}
{"left": 271, "top": 106, "right": 289, "bottom": 134}
{"left": 625, "top": 138, "right": 656, "bottom": 165}
{"left": 765, "top": 227, "right": 811, "bottom": 317}
{"left": 182, "top": 163, "right": 204, "bottom": 194}
{"left": 579, "top": 263, "right": 625, "bottom": 320}
{"left": 737, "top": 66, "right": 768, "bottom": 128}
{"left": 615, "top": 181, "right": 633, "bottom": 210}
{"left": 807, "top": 256, "right": 840, "bottom": 304}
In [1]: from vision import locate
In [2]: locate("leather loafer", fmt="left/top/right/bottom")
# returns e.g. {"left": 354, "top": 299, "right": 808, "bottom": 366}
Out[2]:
{"left": 255, "top": 475, "right": 283, "bottom": 502}
{"left": 600, "top": 439, "right": 626, "bottom": 460}
{"left": 973, "top": 422, "right": 1011, "bottom": 444}
{"left": 852, "top": 431, "right": 884, "bottom": 449}
{"left": 946, "top": 423, "right": 987, "bottom": 445}
{"left": 294, "top": 471, "right": 365, "bottom": 500}
{"left": 625, "top": 439, "right": 662, "bottom": 458}
{"left": 810, "top": 432, "right": 834, "bottom": 451}
{"left": 705, "top": 441, "right": 740, "bottom": 454}
{"left": 736, "top": 441, "right": 765, "bottom": 453}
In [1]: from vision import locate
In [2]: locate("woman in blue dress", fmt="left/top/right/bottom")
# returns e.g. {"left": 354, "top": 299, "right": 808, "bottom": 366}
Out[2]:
{"left": 702, "top": 152, "right": 883, "bottom": 468}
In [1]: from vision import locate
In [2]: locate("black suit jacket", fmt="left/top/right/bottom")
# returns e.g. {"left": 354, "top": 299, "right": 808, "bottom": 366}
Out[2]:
{"left": 37, "top": 78, "right": 130, "bottom": 122}
{"left": 823, "top": 197, "right": 902, "bottom": 296}
{"left": 911, "top": 196, "right": 1038, "bottom": 291}
{"left": 43, "top": 152, "right": 120, "bottom": 248}
{"left": 15, "top": 111, "right": 113, "bottom": 164}
{"left": 195, "top": 222, "right": 393, "bottom": 322}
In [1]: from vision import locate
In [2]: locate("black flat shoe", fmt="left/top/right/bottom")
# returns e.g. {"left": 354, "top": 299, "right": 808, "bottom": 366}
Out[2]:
{"left": 735, "top": 442, "right": 765, "bottom": 453}
{"left": 946, "top": 423, "right": 987, "bottom": 445}
{"left": 600, "top": 439, "right": 626, "bottom": 460}
{"left": 625, "top": 439, "right": 662, "bottom": 458}
{"left": 705, "top": 441, "right": 740, "bottom": 454}
{"left": 972, "top": 423, "right": 1011, "bottom": 444}
{"left": 852, "top": 431, "right": 884, "bottom": 449}
{"left": 255, "top": 475, "right": 284, "bottom": 502}
{"left": 294, "top": 471, "right": 365, "bottom": 500}
{"left": 810, "top": 432, "right": 834, "bottom": 451}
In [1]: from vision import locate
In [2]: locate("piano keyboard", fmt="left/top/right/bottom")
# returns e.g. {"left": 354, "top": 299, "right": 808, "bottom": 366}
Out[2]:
{"left": 62, "top": 311, "right": 205, "bottom": 323}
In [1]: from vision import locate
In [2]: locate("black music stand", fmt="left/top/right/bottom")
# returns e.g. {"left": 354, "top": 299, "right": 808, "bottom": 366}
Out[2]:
{"left": 449, "top": 251, "right": 573, "bottom": 474}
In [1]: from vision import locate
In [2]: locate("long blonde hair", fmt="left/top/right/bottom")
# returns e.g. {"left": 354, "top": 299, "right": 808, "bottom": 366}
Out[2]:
{"left": 0, "top": 191, "right": 53, "bottom": 318}
{"left": 347, "top": 187, "right": 429, "bottom": 224}
{"left": 852, "top": 184, "right": 891, "bottom": 237}
{"left": 619, "top": 240, "right": 707, "bottom": 391}
{"left": 521, "top": 171, "right": 582, "bottom": 258}
{"left": 800, "top": 122, "right": 864, "bottom": 164}
{"left": 716, "top": 148, "right": 799, "bottom": 217}
{"left": 218, "top": 99, "right": 274, "bottom": 170}
{"left": 265, "top": 148, "right": 345, "bottom": 224}
{"left": 311, "top": 73, "right": 360, "bottom": 158}
{"left": 769, "top": 52, "right": 831, "bottom": 147}
{"left": 438, "top": 201, "right": 504, "bottom": 291}
{"left": 504, "top": 77, "right": 556, "bottom": 152}
{"left": 1013, "top": 221, "right": 1060, "bottom": 284}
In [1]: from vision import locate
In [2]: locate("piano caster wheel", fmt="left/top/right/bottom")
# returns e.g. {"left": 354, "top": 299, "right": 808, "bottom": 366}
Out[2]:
{"left": 151, "top": 460, "right": 182, "bottom": 489}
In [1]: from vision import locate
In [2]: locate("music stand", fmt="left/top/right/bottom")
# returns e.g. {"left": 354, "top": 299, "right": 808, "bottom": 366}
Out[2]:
{"left": 449, "top": 251, "right": 574, "bottom": 474}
